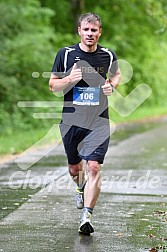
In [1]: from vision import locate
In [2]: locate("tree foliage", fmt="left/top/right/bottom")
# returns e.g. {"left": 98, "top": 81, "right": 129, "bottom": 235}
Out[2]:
{"left": 0, "top": 0, "right": 55, "bottom": 132}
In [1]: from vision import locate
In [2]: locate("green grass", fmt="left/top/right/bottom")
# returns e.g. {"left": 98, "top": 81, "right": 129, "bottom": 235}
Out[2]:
{"left": 0, "top": 105, "right": 167, "bottom": 156}
{"left": 0, "top": 125, "right": 61, "bottom": 156}
{"left": 109, "top": 104, "right": 167, "bottom": 124}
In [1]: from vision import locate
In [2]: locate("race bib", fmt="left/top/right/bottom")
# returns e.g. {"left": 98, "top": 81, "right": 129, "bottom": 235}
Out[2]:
{"left": 73, "top": 86, "right": 100, "bottom": 105}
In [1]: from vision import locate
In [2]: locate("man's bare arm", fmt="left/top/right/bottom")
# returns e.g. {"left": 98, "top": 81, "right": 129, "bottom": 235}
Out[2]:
{"left": 109, "top": 68, "right": 121, "bottom": 88}
{"left": 102, "top": 68, "right": 121, "bottom": 96}
{"left": 49, "top": 63, "right": 82, "bottom": 92}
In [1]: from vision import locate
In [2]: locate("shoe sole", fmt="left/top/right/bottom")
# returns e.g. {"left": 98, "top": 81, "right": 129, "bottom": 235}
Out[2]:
{"left": 77, "top": 205, "right": 84, "bottom": 209}
{"left": 78, "top": 222, "right": 94, "bottom": 235}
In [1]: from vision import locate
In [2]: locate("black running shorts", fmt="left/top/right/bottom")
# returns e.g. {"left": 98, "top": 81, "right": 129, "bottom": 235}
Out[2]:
{"left": 59, "top": 122, "right": 110, "bottom": 165}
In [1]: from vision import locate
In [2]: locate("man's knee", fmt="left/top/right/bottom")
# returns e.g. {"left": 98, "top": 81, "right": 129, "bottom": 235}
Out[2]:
{"left": 69, "top": 163, "right": 82, "bottom": 177}
{"left": 87, "top": 161, "right": 100, "bottom": 177}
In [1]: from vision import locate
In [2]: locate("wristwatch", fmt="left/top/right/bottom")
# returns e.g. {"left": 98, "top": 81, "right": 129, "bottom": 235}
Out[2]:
{"left": 110, "top": 83, "right": 115, "bottom": 92}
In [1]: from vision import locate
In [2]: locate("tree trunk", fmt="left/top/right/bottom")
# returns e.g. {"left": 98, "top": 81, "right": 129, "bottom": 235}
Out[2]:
{"left": 71, "top": 0, "right": 85, "bottom": 33}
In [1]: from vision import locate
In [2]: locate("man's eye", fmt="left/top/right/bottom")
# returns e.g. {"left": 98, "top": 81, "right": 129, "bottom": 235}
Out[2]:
{"left": 82, "top": 28, "right": 98, "bottom": 32}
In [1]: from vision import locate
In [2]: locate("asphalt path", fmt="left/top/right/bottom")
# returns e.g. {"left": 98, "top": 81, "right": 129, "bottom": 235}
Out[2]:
{"left": 0, "top": 121, "right": 167, "bottom": 252}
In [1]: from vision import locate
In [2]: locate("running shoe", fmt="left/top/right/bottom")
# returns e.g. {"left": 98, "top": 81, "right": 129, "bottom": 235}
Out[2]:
{"left": 76, "top": 188, "right": 84, "bottom": 209}
{"left": 78, "top": 209, "right": 94, "bottom": 235}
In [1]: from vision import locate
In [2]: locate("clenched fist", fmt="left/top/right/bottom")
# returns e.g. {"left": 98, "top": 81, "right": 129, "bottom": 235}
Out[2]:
{"left": 101, "top": 79, "right": 115, "bottom": 96}
{"left": 69, "top": 63, "right": 82, "bottom": 84}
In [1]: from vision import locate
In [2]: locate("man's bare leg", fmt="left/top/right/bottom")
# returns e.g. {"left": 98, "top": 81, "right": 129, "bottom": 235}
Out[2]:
{"left": 69, "top": 160, "right": 86, "bottom": 209}
{"left": 84, "top": 160, "right": 101, "bottom": 208}
{"left": 78, "top": 160, "right": 101, "bottom": 234}
{"left": 68, "top": 160, "right": 85, "bottom": 186}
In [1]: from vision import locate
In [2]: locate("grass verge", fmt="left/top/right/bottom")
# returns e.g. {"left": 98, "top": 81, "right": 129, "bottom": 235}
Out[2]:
{"left": 0, "top": 125, "right": 61, "bottom": 156}
{"left": 0, "top": 105, "right": 167, "bottom": 157}
{"left": 109, "top": 104, "right": 167, "bottom": 124}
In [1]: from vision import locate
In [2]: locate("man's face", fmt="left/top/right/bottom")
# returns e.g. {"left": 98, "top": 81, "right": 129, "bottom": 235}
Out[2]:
{"left": 78, "top": 21, "right": 102, "bottom": 47}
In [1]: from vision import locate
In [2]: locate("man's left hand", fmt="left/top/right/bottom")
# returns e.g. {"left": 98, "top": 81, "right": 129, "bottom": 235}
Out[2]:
{"left": 101, "top": 79, "right": 114, "bottom": 96}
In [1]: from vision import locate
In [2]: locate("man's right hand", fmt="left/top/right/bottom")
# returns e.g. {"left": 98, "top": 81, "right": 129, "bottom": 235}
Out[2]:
{"left": 69, "top": 63, "right": 82, "bottom": 84}
{"left": 49, "top": 63, "right": 82, "bottom": 92}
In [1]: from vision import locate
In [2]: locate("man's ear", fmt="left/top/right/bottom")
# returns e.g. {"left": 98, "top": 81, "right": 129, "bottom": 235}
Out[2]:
{"left": 78, "top": 27, "right": 81, "bottom": 35}
{"left": 99, "top": 28, "right": 102, "bottom": 37}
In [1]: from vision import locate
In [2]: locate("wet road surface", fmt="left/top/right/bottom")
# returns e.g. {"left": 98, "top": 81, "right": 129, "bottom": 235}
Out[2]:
{"left": 0, "top": 120, "right": 167, "bottom": 252}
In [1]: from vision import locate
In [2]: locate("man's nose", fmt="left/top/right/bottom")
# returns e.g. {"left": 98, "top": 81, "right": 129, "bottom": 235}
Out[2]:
{"left": 87, "top": 30, "right": 93, "bottom": 36}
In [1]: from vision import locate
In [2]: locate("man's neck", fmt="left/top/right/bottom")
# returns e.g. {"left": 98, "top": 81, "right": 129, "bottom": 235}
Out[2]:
{"left": 79, "top": 43, "right": 97, "bottom": 53}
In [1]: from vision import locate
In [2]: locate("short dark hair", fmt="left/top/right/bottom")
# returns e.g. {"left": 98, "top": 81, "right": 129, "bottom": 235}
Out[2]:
{"left": 78, "top": 13, "right": 102, "bottom": 28}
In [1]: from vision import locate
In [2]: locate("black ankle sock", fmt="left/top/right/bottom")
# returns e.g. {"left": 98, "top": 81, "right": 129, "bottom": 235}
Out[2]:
{"left": 78, "top": 180, "right": 87, "bottom": 190}
{"left": 84, "top": 207, "right": 93, "bottom": 215}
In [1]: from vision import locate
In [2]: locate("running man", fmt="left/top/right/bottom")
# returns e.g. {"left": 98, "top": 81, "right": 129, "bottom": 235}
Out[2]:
{"left": 49, "top": 12, "right": 121, "bottom": 235}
